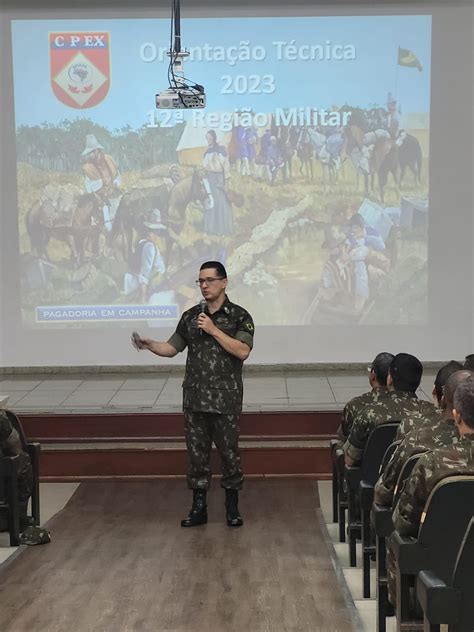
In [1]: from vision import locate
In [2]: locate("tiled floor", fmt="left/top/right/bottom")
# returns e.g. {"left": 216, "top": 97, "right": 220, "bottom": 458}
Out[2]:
{"left": 318, "top": 480, "right": 396, "bottom": 632}
{"left": 317, "top": 482, "right": 449, "bottom": 632}
{"left": 0, "top": 370, "right": 436, "bottom": 413}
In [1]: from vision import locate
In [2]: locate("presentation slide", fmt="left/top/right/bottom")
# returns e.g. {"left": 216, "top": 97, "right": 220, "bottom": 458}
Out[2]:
{"left": 12, "top": 15, "right": 431, "bottom": 329}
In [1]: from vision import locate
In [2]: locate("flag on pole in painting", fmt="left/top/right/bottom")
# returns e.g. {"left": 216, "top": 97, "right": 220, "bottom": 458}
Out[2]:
{"left": 398, "top": 47, "right": 423, "bottom": 72}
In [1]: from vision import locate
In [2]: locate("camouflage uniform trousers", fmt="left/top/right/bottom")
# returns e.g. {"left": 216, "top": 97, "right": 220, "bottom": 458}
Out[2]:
{"left": 17, "top": 452, "right": 33, "bottom": 503}
{"left": 385, "top": 539, "right": 416, "bottom": 608}
{"left": 184, "top": 411, "right": 243, "bottom": 490}
{"left": 386, "top": 534, "right": 414, "bottom": 607}
{"left": 13, "top": 453, "right": 33, "bottom": 529}
{"left": 386, "top": 537, "right": 397, "bottom": 606}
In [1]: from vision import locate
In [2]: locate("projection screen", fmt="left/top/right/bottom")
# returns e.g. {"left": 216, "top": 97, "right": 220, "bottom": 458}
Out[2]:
{"left": 0, "top": 1, "right": 472, "bottom": 366}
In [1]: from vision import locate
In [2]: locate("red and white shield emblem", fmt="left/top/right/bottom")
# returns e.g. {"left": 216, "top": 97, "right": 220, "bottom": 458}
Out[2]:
{"left": 50, "top": 32, "right": 110, "bottom": 109}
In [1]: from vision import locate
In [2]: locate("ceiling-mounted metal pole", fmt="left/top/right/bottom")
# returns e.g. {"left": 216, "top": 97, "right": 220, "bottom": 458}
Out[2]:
{"left": 174, "top": 0, "right": 181, "bottom": 53}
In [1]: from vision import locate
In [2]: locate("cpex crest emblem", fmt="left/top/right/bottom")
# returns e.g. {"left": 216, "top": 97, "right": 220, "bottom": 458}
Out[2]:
{"left": 50, "top": 32, "right": 110, "bottom": 109}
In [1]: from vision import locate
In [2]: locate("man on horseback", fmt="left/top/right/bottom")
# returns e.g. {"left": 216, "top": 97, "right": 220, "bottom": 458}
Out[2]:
{"left": 385, "top": 93, "right": 400, "bottom": 140}
{"left": 81, "top": 134, "right": 121, "bottom": 233}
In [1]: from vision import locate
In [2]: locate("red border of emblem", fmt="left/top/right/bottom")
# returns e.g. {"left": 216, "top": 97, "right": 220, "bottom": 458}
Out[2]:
{"left": 49, "top": 32, "right": 111, "bottom": 109}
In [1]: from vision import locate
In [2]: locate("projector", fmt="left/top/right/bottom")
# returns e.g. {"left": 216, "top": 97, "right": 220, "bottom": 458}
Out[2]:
{"left": 156, "top": 2, "right": 206, "bottom": 110}
{"left": 156, "top": 87, "right": 206, "bottom": 109}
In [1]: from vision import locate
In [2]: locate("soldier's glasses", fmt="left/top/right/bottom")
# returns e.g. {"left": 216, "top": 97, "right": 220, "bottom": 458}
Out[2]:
{"left": 195, "top": 277, "right": 225, "bottom": 286}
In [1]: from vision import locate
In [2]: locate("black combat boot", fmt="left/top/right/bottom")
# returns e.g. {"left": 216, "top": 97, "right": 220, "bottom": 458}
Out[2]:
{"left": 225, "top": 489, "right": 243, "bottom": 527}
{"left": 181, "top": 490, "right": 208, "bottom": 527}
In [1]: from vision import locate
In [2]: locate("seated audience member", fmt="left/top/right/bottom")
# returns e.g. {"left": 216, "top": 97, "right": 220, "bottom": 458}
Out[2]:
{"left": 395, "top": 360, "right": 450, "bottom": 441}
{"left": 338, "top": 352, "right": 394, "bottom": 441}
{"left": 392, "top": 377, "right": 474, "bottom": 536}
{"left": 0, "top": 410, "right": 33, "bottom": 516}
{"left": 385, "top": 376, "right": 474, "bottom": 606}
{"left": 463, "top": 354, "right": 474, "bottom": 370}
{"left": 344, "top": 353, "right": 436, "bottom": 466}
{"left": 374, "top": 365, "right": 468, "bottom": 507}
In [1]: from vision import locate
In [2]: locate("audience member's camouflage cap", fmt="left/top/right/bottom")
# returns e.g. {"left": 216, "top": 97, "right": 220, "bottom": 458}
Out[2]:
{"left": 19, "top": 525, "right": 51, "bottom": 546}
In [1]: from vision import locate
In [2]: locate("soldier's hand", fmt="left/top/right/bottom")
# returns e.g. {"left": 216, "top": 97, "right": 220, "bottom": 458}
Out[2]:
{"left": 197, "top": 313, "right": 217, "bottom": 335}
{"left": 131, "top": 333, "right": 150, "bottom": 351}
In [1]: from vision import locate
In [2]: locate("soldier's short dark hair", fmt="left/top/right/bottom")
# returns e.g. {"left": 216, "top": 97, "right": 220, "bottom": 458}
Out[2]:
{"left": 389, "top": 353, "right": 423, "bottom": 392}
{"left": 434, "top": 361, "right": 464, "bottom": 402}
{"left": 463, "top": 354, "right": 474, "bottom": 371}
{"left": 371, "top": 352, "right": 395, "bottom": 386}
{"left": 445, "top": 370, "right": 474, "bottom": 408}
{"left": 200, "top": 261, "right": 227, "bottom": 279}
{"left": 453, "top": 378, "right": 474, "bottom": 429}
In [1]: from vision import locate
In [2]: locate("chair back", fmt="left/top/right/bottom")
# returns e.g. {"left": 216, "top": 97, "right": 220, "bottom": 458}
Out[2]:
{"left": 379, "top": 440, "right": 401, "bottom": 475}
{"left": 360, "top": 422, "right": 399, "bottom": 485}
{"left": 418, "top": 476, "right": 474, "bottom": 584}
{"left": 452, "top": 517, "right": 474, "bottom": 629}
{"left": 392, "top": 452, "right": 428, "bottom": 509}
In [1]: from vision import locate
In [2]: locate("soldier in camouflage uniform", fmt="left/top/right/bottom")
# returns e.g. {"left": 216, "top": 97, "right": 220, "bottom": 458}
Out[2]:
{"left": 374, "top": 365, "right": 467, "bottom": 507}
{"left": 0, "top": 410, "right": 33, "bottom": 523}
{"left": 463, "top": 354, "right": 474, "bottom": 370}
{"left": 394, "top": 361, "right": 461, "bottom": 439}
{"left": 393, "top": 379, "right": 474, "bottom": 534}
{"left": 133, "top": 261, "right": 254, "bottom": 528}
{"left": 338, "top": 352, "right": 394, "bottom": 442}
{"left": 386, "top": 377, "right": 474, "bottom": 605}
{"left": 344, "top": 353, "right": 436, "bottom": 466}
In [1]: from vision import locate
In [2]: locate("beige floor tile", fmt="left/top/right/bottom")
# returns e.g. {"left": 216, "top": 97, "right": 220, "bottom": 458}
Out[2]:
{"left": 1, "top": 391, "right": 29, "bottom": 406}
{"left": 35, "top": 380, "right": 83, "bottom": 391}
{"left": 0, "top": 380, "right": 43, "bottom": 391}
{"left": 15, "top": 391, "right": 71, "bottom": 408}
{"left": 60, "top": 390, "right": 117, "bottom": 407}
{"left": 120, "top": 378, "right": 167, "bottom": 390}
{"left": 108, "top": 390, "right": 159, "bottom": 407}
{"left": 76, "top": 379, "right": 125, "bottom": 390}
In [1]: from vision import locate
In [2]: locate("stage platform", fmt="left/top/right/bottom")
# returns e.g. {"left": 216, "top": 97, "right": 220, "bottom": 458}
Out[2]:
{"left": 0, "top": 368, "right": 435, "bottom": 481}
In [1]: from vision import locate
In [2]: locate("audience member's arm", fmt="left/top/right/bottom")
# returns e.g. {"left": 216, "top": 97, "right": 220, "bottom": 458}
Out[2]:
{"left": 343, "top": 418, "right": 370, "bottom": 466}
{"left": 340, "top": 404, "right": 352, "bottom": 440}
{"left": 392, "top": 455, "right": 431, "bottom": 537}
{"left": 374, "top": 441, "right": 406, "bottom": 506}
{"left": 344, "top": 450, "right": 357, "bottom": 467}
{"left": 2, "top": 427, "right": 22, "bottom": 456}
{"left": 0, "top": 414, "right": 22, "bottom": 457}
{"left": 395, "top": 420, "right": 407, "bottom": 441}
{"left": 337, "top": 422, "right": 345, "bottom": 440}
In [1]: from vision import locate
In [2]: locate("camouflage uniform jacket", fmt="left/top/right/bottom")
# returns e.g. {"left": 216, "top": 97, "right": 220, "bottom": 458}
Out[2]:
{"left": 393, "top": 432, "right": 474, "bottom": 536}
{"left": 0, "top": 411, "right": 32, "bottom": 500}
{"left": 340, "top": 387, "right": 388, "bottom": 439}
{"left": 0, "top": 411, "right": 23, "bottom": 458}
{"left": 344, "top": 390, "right": 436, "bottom": 463}
{"left": 374, "top": 417, "right": 458, "bottom": 506}
{"left": 395, "top": 405, "right": 442, "bottom": 440}
{"left": 168, "top": 295, "right": 254, "bottom": 414}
